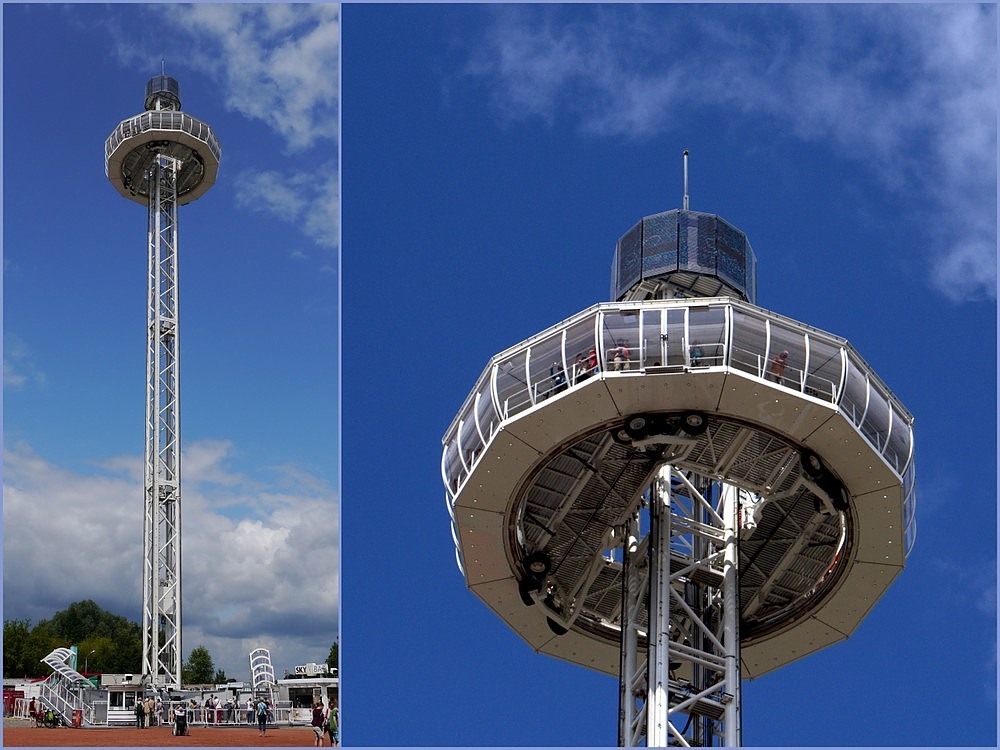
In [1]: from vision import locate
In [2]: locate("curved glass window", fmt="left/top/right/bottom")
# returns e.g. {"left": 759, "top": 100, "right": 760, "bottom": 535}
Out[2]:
{"left": 860, "top": 379, "right": 892, "bottom": 452}
{"left": 730, "top": 308, "right": 768, "bottom": 378}
{"left": 564, "top": 315, "right": 599, "bottom": 385}
{"left": 528, "top": 330, "right": 568, "bottom": 404}
{"left": 443, "top": 296, "right": 916, "bottom": 565}
{"left": 457, "top": 417, "right": 483, "bottom": 477}
{"left": 804, "top": 335, "right": 843, "bottom": 403}
{"left": 886, "top": 403, "right": 912, "bottom": 475}
{"left": 639, "top": 308, "right": 662, "bottom": 368}
{"left": 688, "top": 306, "right": 726, "bottom": 367}
{"left": 474, "top": 383, "right": 499, "bottom": 444}
{"left": 601, "top": 309, "right": 641, "bottom": 372}
{"left": 841, "top": 353, "right": 870, "bottom": 428}
{"left": 105, "top": 111, "right": 222, "bottom": 165}
{"left": 766, "top": 321, "right": 806, "bottom": 391}
{"left": 903, "top": 464, "right": 917, "bottom": 555}
{"left": 442, "top": 438, "right": 463, "bottom": 497}
{"left": 494, "top": 350, "right": 530, "bottom": 419}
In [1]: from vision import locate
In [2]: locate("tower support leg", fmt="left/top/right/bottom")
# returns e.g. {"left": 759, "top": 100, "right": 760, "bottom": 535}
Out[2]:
{"left": 618, "top": 513, "right": 645, "bottom": 747}
{"left": 721, "top": 484, "right": 742, "bottom": 747}
{"left": 646, "top": 465, "right": 673, "bottom": 747}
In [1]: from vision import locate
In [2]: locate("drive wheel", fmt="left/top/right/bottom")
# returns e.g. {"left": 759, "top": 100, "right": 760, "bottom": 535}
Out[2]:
{"left": 625, "top": 415, "right": 649, "bottom": 440}
{"left": 801, "top": 450, "right": 825, "bottom": 480}
{"left": 680, "top": 411, "right": 708, "bottom": 436}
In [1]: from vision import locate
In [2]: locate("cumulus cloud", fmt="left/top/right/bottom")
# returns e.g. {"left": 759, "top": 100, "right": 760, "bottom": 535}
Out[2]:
{"left": 461, "top": 4, "right": 996, "bottom": 301}
{"left": 139, "top": 4, "right": 338, "bottom": 152}
{"left": 235, "top": 167, "right": 339, "bottom": 250}
{"left": 2, "top": 439, "right": 338, "bottom": 679}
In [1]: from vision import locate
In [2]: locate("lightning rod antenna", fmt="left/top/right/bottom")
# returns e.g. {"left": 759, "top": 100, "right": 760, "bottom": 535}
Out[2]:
{"left": 683, "top": 149, "right": 690, "bottom": 210}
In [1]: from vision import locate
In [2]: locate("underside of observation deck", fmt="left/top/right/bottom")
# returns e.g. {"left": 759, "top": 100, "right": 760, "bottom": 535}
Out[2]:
{"left": 450, "top": 364, "right": 907, "bottom": 678}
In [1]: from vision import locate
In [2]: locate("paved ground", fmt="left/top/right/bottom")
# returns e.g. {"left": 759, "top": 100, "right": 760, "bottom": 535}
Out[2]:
{"left": 3, "top": 718, "right": 327, "bottom": 746}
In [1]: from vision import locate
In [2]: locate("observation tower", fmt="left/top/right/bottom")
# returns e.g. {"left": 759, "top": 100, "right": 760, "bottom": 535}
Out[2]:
{"left": 105, "top": 73, "right": 221, "bottom": 688}
{"left": 442, "top": 154, "right": 915, "bottom": 745}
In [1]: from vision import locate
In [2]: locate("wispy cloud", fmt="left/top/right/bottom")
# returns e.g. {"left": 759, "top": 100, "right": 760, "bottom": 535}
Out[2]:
{"left": 107, "top": 4, "right": 339, "bottom": 253}
{"left": 235, "top": 167, "right": 339, "bottom": 249}
{"left": 929, "top": 553, "right": 997, "bottom": 697}
{"left": 140, "top": 4, "right": 338, "bottom": 153}
{"left": 461, "top": 4, "right": 997, "bottom": 302}
{"left": 3, "top": 333, "right": 46, "bottom": 390}
{"left": 2, "top": 439, "right": 338, "bottom": 677}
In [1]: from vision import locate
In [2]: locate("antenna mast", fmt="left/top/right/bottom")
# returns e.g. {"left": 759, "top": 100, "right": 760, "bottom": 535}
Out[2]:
{"left": 683, "top": 149, "right": 690, "bottom": 210}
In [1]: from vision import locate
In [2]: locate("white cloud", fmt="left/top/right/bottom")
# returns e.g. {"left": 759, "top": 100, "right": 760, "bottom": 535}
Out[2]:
{"left": 142, "top": 4, "right": 339, "bottom": 152}
{"left": 463, "top": 4, "right": 997, "bottom": 301}
{"left": 105, "top": 5, "right": 340, "bottom": 255}
{"left": 3, "top": 333, "right": 46, "bottom": 390}
{"left": 2, "top": 439, "right": 339, "bottom": 680}
{"left": 235, "top": 167, "right": 339, "bottom": 250}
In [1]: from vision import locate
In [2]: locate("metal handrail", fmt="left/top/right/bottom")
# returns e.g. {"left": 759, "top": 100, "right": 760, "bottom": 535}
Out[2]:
{"left": 443, "top": 296, "right": 916, "bottom": 564}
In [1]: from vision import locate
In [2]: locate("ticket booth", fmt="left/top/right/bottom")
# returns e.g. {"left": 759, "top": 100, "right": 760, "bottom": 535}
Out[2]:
{"left": 102, "top": 676, "right": 143, "bottom": 725}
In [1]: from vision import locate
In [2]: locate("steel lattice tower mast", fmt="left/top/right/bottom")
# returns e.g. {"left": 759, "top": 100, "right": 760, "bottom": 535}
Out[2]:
{"left": 105, "top": 73, "right": 221, "bottom": 688}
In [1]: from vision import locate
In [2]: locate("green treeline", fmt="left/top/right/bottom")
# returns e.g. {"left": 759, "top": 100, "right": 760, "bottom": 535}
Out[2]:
{"left": 3, "top": 599, "right": 142, "bottom": 678}
{"left": 4, "top": 599, "right": 340, "bottom": 683}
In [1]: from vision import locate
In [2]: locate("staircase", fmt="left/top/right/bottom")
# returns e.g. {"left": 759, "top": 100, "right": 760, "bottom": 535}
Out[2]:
{"left": 38, "top": 647, "right": 96, "bottom": 727}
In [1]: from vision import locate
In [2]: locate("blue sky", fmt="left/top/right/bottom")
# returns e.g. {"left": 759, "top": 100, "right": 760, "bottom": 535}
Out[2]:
{"left": 3, "top": 4, "right": 339, "bottom": 681}
{"left": 342, "top": 4, "right": 996, "bottom": 746}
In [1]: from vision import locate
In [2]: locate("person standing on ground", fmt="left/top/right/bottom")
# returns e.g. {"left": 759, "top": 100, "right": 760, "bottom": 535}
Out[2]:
{"left": 172, "top": 703, "right": 187, "bottom": 736}
{"left": 311, "top": 701, "right": 326, "bottom": 746}
{"left": 256, "top": 696, "right": 269, "bottom": 737}
{"left": 326, "top": 703, "right": 339, "bottom": 747}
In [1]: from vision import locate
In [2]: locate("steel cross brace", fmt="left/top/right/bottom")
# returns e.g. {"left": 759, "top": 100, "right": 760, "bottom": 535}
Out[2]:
{"left": 618, "top": 466, "right": 742, "bottom": 747}
{"left": 142, "top": 154, "right": 183, "bottom": 688}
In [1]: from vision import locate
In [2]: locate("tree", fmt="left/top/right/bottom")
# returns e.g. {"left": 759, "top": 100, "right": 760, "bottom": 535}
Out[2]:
{"left": 3, "top": 601, "right": 143, "bottom": 678}
{"left": 49, "top": 600, "right": 104, "bottom": 643}
{"left": 327, "top": 640, "right": 338, "bottom": 672}
{"left": 77, "top": 635, "right": 117, "bottom": 674}
{"left": 3, "top": 619, "right": 32, "bottom": 678}
{"left": 22, "top": 620, "right": 62, "bottom": 677}
{"left": 182, "top": 645, "right": 215, "bottom": 684}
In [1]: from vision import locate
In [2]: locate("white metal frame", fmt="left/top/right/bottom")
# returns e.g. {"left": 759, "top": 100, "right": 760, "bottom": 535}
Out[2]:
{"left": 619, "top": 466, "right": 741, "bottom": 747}
{"left": 142, "top": 154, "right": 183, "bottom": 688}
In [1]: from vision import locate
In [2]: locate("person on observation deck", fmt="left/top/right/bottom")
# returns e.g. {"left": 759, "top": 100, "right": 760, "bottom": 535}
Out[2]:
{"left": 768, "top": 350, "right": 789, "bottom": 384}
{"left": 612, "top": 339, "right": 631, "bottom": 370}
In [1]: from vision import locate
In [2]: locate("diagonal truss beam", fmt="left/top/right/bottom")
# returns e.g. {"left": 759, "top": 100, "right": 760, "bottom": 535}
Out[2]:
{"left": 619, "top": 466, "right": 742, "bottom": 747}
{"left": 142, "top": 154, "right": 183, "bottom": 688}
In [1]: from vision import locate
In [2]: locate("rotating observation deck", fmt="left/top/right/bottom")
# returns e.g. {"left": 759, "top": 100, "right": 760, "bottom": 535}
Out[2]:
{"left": 105, "top": 74, "right": 221, "bottom": 206}
{"left": 443, "top": 280, "right": 915, "bottom": 679}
